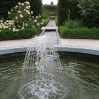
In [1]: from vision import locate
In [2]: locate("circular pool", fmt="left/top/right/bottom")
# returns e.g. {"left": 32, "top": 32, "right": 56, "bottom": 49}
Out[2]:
{"left": 0, "top": 53, "right": 99, "bottom": 99}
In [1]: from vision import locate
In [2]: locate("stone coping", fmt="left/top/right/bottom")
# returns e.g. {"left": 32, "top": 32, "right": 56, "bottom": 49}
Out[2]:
{"left": 0, "top": 45, "right": 28, "bottom": 55}
{"left": 56, "top": 44, "right": 99, "bottom": 56}
{"left": 41, "top": 27, "right": 58, "bottom": 30}
{"left": 0, "top": 44, "right": 99, "bottom": 56}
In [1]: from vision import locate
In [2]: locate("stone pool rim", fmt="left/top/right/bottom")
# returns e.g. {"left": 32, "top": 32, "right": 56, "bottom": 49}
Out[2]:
{"left": 0, "top": 44, "right": 99, "bottom": 56}
{"left": 0, "top": 50, "right": 99, "bottom": 62}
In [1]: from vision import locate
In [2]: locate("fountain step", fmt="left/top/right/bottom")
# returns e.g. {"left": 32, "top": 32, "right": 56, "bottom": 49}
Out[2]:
{"left": 41, "top": 26, "right": 58, "bottom": 30}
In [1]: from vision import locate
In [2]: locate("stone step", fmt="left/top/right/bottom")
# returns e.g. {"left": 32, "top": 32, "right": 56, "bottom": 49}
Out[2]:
{"left": 41, "top": 26, "right": 58, "bottom": 30}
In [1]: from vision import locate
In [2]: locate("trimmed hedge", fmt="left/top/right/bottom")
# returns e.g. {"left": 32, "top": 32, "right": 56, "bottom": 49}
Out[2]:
{"left": 59, "top": 26, "right": 99, "bottom": 39}
{"left": 55, "top": 18, "right": 58, "bottom": 26}
{"left": 0, "top": 28, "right": 38, "bottom": 41}
{"left": 43, "top": 18, "right": 50, "bottom": 26}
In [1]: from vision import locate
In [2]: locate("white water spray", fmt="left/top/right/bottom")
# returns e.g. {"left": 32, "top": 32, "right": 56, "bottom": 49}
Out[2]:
{"left": 18, "top": 21, "right": 69, "bottom": 99}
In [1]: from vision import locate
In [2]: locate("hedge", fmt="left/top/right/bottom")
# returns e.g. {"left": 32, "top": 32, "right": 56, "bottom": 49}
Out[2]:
{"left": 57, "top": 0, "right": 80, "bottom": 25}
{"left": 43, "top": 18, "right": 50, "bottom": 26}
{"left": 0, "top": 28, "right": 38, "bottom": 41}
{"left": 59, "top": 26, "right": 99, "bottom": 39}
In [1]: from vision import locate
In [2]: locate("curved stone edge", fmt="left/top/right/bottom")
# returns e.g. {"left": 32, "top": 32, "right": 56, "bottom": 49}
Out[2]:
{"left": 0, "top": 45, "right": 28, "bottom": 55}
{"left": 0, "top": 44, "right": 99, "bottom": 56}
{"left": 55, "top": 44, "right": 99, "bottom": 56}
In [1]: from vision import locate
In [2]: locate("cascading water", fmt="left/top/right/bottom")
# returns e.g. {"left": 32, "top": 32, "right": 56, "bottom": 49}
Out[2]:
{"left": 18, "top": 22, "right": 70, "bottom": 99}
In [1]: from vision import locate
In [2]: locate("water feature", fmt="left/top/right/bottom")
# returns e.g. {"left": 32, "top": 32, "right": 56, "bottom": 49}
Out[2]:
{"left": 0, "top": 54, "right": 99, "bottom": 99}
{"left": 0, "top": 20, "right": 99, "bottom": 99}
{"left": 18, "top": 31, "right": 70, "bottom": 99}
{"left": 0, "top": 56, "right": 24, "bottom": 99}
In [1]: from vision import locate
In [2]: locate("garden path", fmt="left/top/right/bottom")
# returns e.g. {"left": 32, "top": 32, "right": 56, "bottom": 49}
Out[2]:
{"left": 0, "top": 37, "right": 99, "bottom": 48}
{"left": 61, "top": 39, "right": 99, "bottom": 47}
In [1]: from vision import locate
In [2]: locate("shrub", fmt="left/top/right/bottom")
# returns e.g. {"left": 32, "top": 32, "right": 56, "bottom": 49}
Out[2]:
{"left": 8, "top": 1, "right": 31, "bottom": 28}
{"left": 0, "top": 0, "right": 42, "bottom": 19}
{"left": 42, "top": 13, "right": 49, "bottom": 19}
{"left": 8, "top": 1, "right": 43, "bottom": 30}
{"left": 0, "top": 1, "right": 44, "bottom": 33}
{"left": 57, "top": 0, "right": 80, "bottom": 25}
{"left": 69, "top": 0, "right": 80, "bottom": 20}
{"left": 0, "top": 0, "right": 26, "bottom": 19}
{"left": 55, "top": 17, "right": 58, "bottom": 26}
{"left": 64, "top": 9, "right": 83, "bottom": 29}
{"left": 77, "top": 0, "right": 99, "bottom": 27}
{"left": 43, "top": 18, "right": 50, "bottom": 26}
{"left": 0, "top": 28, "right": 38, "bottom": 41}
{"left": 30, "top": 0, "right": 42, "bottom": 17}
{"left": 64, "top": 19, "right": 83, "bottom": 29}
{"left": 43, "top": 5, "right": 57, "bottom": 16}
{"left": 0, "top": 30, "right": 14, "bottom": 40}
{"left": 59, "top": 26, "right": 99, "bottom": 39}
{"left": 57, "top": 0, "right": 69, "bottom": 25}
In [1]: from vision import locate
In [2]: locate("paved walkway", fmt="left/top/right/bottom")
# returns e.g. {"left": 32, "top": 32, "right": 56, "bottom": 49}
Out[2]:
{"left": 61, "top": 39, "right": 99, "bottom": 47}
{"left": 0, "top": 39, "right": 31, "bottom": 47}
{"left": 0, "top": 38, "right": 99, "bottom": 48}
{"left": 0, "top": 38, "right": 99, "bottom": 56}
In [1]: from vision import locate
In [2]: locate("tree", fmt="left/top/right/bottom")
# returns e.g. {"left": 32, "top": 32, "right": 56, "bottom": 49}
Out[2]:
{"left": 77, "top": 0, "right": 99, "bottom": 27}
{"left": 0, "top": 0, "right": 25, "bottom": 19}
{"left": 57, "top": 0, "right": 79, "bottom": 25}
{"left": 29, "top": 0, "right": 42, "bottom": 17}
{"left": 69, "top": 0, "right": 80, "bottom": 20}
{"left": 57, "top": 0, "right": 69, "bottom": 25}
{"left": 43, "top": 4, "right": 57, "bottom": 16}
{"left": 50, "top": 1, "right": 53, "bottom": 5}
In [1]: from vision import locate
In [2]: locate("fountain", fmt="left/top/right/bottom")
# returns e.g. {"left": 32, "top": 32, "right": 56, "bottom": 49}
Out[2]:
{"left": 0, "top": 20, "right": 99, "bottom": 99}
{"left": 18, "top": 32, "right": 69, "bottom": 99}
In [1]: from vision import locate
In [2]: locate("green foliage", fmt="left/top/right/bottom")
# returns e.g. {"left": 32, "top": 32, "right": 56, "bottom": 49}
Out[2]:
{"left": 0, "top": 1, "right": 44, "bottom": 39}
{"left": 6, "top": 1, "right": 43, "bottom": 31}
{"left": 29, "top": 0, "right": 42, "bottom": 17}
{"left": 8, "top": 1, "right": 31, "bottom": 29}
{"left": 64, "top": 19, "right": 83, "bottom": 29}
{"left": 77, "top": 0, "right": 99, "bottom": 27}
{"left": 43, "top": 5, "right": 57, "bottom": 16}
{"left": 57, "top": 0, "right": 79, "bottom": 25}
{"left": 0, "top": 0, "right": 42, "bottom": 19}
{"left": 0, "top": 28, "right": 38, "bottom": 41}
{"left": 59, "top": 26, "right": 99, "bottom": 39}
{"left": 57, "top": 0, "right": 69, "bottom": 25}
{"left": 69, "top": 0, "right": 80, "bottom": 20}
{"left": 64, "top": 9, "right": 83, "bottom": 29}
{"left": 55, "top": 18, "right": 58, "bottom": 26}
{"left": 0, "top": 0, "right": 26, "bottom": 19}
{"left": 43, "top": 19, "right": 50, "bottom": 26}
{"left": 44, "top": 5, "right": 57, "bottom": 12}
{"left": 42, "top": 13, "right": 49, "bottom": 19}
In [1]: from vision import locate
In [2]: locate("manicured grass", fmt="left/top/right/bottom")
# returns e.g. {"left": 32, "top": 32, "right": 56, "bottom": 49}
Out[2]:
{"left": 59, "top": 26, "right": 99, "bottom": 39}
